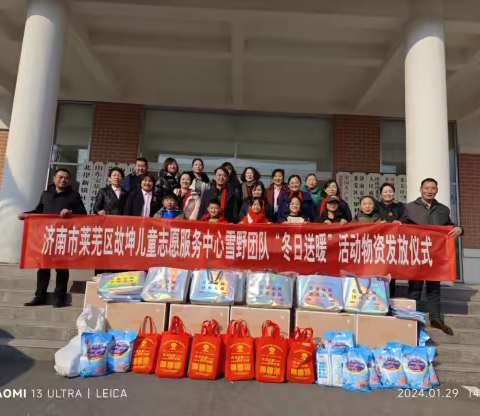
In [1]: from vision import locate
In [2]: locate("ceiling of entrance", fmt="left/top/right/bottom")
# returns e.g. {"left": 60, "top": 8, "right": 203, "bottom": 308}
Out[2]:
{"left": 2, "top": 0, "right": 480, "bottom": 119}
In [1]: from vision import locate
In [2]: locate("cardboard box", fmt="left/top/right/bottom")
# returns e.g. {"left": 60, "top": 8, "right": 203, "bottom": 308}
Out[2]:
{"left": 106, "top": 303, "right": 167, "bottom": 333}
{"left": 230, "top": 306, "right": 291, "bottom": 338}
{"left": 390, "top": 298, "right": 417, "bottom": 310}
{"left": 295, "top": 310, "right": 356, "bottom": 343}
{"left": 83, "top": 281, "right": 107, "bottom": 310}
{"left": 169, "top": 304, "right": 230, "bottom": 335}
{"left": 356, "top": 315, "right": 417, "bottom": 349}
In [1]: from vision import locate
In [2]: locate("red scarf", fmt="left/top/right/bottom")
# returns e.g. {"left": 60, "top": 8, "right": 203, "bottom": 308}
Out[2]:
{"left": 180, "top": 190, "right": 190, "bottom": 210}
{"left": 200, "top": 212, "right": 227, "bottom": 223}
{"left": 218, "top": 186, "right": 227, "bottom": 210}
{"left": 241, "top": 207, "right": 269, "bottom": 224}
{"left": 288, "top": 192, "right": 303, "bottom": 201}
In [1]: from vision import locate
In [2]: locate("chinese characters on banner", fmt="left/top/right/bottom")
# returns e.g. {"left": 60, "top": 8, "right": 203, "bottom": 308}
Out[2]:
{"left": 20, "top": 215, "right": 455, "bottom": 282}
{"left": 336, "top": 172, "right": 408, "bottom": 216}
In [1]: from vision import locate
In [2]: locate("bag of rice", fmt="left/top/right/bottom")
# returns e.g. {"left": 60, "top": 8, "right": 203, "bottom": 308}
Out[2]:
{"left": 80, "top": 332, "right": 112, "bottom": 378}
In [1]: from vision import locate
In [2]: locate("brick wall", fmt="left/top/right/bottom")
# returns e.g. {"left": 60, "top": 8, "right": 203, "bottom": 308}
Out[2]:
{"left": 0, "top": 130, "right": 8, "bottom": 189}
{"left": 458, "top": 153, "right": 480, "bottom": 249}
{"left": 333, "top": 114, "right": 381, "bottom": 174}
{"left": 89, "top": 103, "right": 143, "bottom": 163}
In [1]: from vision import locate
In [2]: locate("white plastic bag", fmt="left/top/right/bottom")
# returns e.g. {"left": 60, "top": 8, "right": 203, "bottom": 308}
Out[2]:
{"left": 54, "top": 335, "right": 81, "bottom": 378}
{"left": 76, "top": 304, "right": 106, "bottom": 335}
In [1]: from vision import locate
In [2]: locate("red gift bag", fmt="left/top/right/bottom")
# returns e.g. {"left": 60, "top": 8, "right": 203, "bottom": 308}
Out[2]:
{"left": 188, "top": 320, "right": 221, "bottom": 380}
{"left": 155, "top": 316, "right": 191, "bottom": 378}
{"left": 255, "top": 320, "right": 287, "bottom": 383}
{"left": 225, "top": 320, "right": 255, "bottom": 381}
{"left": 131, "top": 316, "right": 162, "bottom": 374}
{"left": 286, "top": 327, "right": 315, "bottom": 384}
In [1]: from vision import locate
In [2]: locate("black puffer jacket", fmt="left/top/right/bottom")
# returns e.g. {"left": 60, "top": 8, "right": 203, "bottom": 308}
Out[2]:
{"left": 154, "top": 170, "right": 180, "bottom": 200}
{"left": 27, "top": 185, "right": 87, "bottom": 215}
{"left": 375, "top": 200, "right": 404, "bottom": 222}
{"left": 93, "top": 186, "right": 128, "bottom": 215}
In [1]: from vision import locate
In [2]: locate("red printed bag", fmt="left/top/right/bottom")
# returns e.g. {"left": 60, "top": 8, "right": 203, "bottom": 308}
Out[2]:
{"left": 225, "top": 320, "right": 255, "bottom": 381}
{"left": 131, "top": 316, "right": 162, "bottom": 374}
{"left": 255, "top": 320, "right": 287, "bottom": 383}
{"left": 188, "top": 320, "right": 221, "bottom": 380}
{"left": 155, "top": 316, "right": 191, "bottom": 378}
{"left": 286, "top": 327, "right": 315, "bottom": 384}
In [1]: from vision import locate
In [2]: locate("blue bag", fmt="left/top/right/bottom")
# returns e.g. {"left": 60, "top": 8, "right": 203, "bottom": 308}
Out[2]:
{"left": 372, "top": 346, "right": 408, "bottom": 388}
{"left": 402, "top": 346, "right": 432, "bottom": 390}
{"left": 426, "top": 346, "right": 440, "bottom": 387}
{"left": 80, "top": 332, "right": 112, "bottom": 378}
{"left": 323, "top": 331, "right": 354, "bottom": 349}
{"left": 342, "top": 346, "right": 371, "bottom": 392}
{"left": 107, "top": 330, "right": 137, "bottom": 373}
{"left": 315, "top": 347, "right": 345, "bottom": 387}
{"left": 418, "top": 329, "right": 430, "bottom": 346}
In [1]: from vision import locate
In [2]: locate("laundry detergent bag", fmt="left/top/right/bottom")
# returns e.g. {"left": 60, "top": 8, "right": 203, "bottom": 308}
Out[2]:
{"left": 107, "top": 330, "right": 137, "bottom": 373}
{"left": 323, "top": 331, "right": 355, "bottom": 349}
{"left": 342, "top": 346, "right": 371, "bottom": 393}
{"left": 80, "top": 332, "right": 112, "bottom": 378}
{"left": 372, "top": 346, "right": 408, "bottom": 389}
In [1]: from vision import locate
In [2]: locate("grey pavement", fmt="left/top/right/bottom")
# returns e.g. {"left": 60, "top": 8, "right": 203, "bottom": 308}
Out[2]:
{"left": 0, "top": 361, "right": 479, "bottom": 416}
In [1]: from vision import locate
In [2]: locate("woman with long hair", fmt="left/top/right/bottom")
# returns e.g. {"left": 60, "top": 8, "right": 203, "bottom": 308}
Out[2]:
{"left": 189, "top": 158, "right": 210, "bottom": 195}
{"left": 317, "top": 180, "right": 352, "bottom": 222}
{"left": 154, "top": 157, "right": 180, "bottom": 200}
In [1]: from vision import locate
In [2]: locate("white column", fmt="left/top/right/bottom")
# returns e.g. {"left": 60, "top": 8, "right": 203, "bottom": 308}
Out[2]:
{"left": 405, "top": 0, "right": 450, "bottom": 207}
{"left": 0, "top": 0, "right": 67, "bottom": 263}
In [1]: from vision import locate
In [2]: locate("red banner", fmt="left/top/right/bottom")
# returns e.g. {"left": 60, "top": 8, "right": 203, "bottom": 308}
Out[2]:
{"left": 20, "top": 214, "right": 455, "bottom": 281}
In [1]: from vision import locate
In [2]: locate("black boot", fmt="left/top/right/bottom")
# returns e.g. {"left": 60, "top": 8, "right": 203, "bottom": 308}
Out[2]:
{"left": 24, "top": 296, "right": 47, "bottom": 307}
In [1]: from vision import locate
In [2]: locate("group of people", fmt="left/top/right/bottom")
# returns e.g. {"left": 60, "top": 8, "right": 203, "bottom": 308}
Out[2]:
{"left": 18, "top": 156, "right": 462, "bottom": 337}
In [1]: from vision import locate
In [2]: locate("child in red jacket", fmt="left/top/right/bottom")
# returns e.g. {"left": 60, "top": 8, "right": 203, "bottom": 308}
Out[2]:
{"left": 200, "top": 199, "right": 229, "bottom": 223}
{"left": 240, "top": 197, "right": 270, "bottom": 224}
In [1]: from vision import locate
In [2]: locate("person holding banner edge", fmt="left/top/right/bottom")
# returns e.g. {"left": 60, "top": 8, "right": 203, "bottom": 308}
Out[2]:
{"left": 401, "top": 178, "right": 463, "bottom": 336}
{"left": 18, "top": 168, "right": 87, "bottom": 308}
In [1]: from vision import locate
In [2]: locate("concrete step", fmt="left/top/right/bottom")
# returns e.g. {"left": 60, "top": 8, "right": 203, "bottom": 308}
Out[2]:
{"left": 439, "top": 300, "right": 480, "bottom": 315}
{"left": 0, "top": 289, "right": 84, "bottom": 307}
{"left": 0, "top": 303, "right": 82, "bottom": 323}
{"left": 441, "top": 313, "right": 480, "bottom": 329}
{"left": 0, "top": 337, "right": 66, "bottom": 361}
{"left": 434, "top": 343, "right": 480, "bottom": 365}
{"left": 426, "top": 327, "right": 480, "bottom": 346}
{"left": 0, "top": 318, "right": 77, "bottom": 341}
{"left": 394, "top": 284, "right": 480, "bottom": 303}
{"left": 0, "top": 264, "right": 94, "bottom": 281}
{"left": 434, "top": 362, "right": 480, "bottom": 385}
{"left": 0, "top": 277, "right": 85, "bottom": 292}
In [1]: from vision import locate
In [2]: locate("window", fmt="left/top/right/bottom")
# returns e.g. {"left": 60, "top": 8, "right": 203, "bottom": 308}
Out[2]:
{"left": 48, "top": 103, "right": 94, "bottom": 191}
{"left": 141, "top": 109, "right": 332, "bottom": 184}
{"left": 380, "top": 120, "right": 406, "bottom": 174}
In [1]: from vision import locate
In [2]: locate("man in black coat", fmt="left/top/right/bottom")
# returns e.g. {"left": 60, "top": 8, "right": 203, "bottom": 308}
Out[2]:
{"left": 401, "top": 178, "right": 463, "bottom": 336}
{"left": 18, "top": 168, "right": 87, "bottom": 308}
{"left": 121, "top": 157, "right": 148, "bottom": 192}
{"left": 197, "top": 167, "right": 241, "bottom": 223}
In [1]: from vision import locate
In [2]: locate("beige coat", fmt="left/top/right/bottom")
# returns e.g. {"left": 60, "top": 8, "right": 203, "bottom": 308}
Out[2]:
{"left": 174, "top": 189, "right": 201, "bottom": 220}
